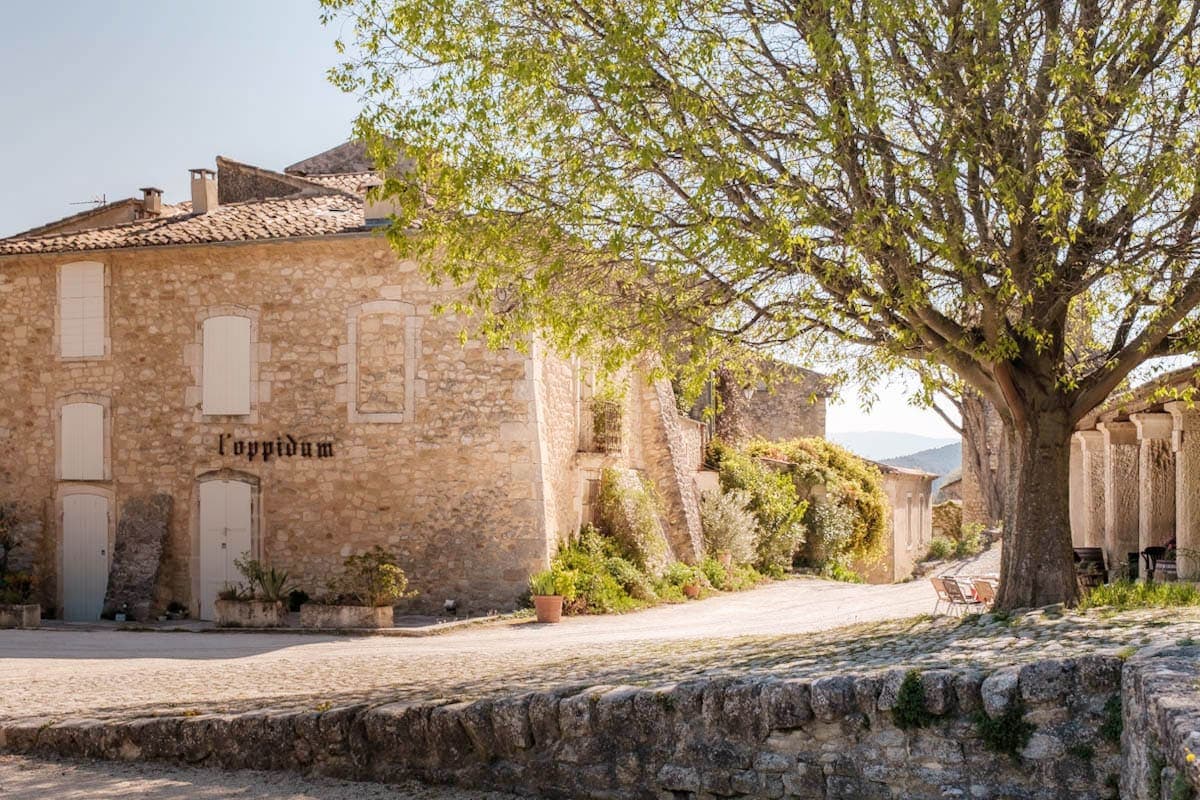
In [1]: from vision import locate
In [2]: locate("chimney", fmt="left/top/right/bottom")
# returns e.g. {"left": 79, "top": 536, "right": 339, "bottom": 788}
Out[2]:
{"left": 139, "top": 187, "right": 163, "bottom": 218}
{"left": 362, "top": 177, "right": 397, "bottom": 228}
{"left": 189, "top": 168, "right": 218, "bottom": 214}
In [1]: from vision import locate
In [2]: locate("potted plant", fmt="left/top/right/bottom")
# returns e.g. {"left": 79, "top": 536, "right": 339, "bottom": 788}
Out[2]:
{"left": 301, "top": 547, "right": 414, "bottom": 629}
{"left": 665, "top": 561, "right": 707, "bottom": 600}
{"left": 529, "top": 567, "right": 575, "bottom": 623}
{"left": 0, "top": 505, "right": 39, "bottom": 629}
{"left": 214, "top": 555, "right": 292, "bottom": 627}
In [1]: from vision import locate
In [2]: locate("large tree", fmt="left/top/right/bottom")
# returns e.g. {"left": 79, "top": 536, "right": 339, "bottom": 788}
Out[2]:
{"left": 323, "top": 0, "right": 1200, "bottom": 608}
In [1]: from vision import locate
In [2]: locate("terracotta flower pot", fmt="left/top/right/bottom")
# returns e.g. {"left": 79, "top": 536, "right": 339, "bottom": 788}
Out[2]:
{"left": 683, "top": 583, "right": 701, "bottom": 599}
{"left": 533, "top": 594, "right": 564, "bottom": 623}
{"left": 717, "top": 550, "right": 733, "bottom": 569}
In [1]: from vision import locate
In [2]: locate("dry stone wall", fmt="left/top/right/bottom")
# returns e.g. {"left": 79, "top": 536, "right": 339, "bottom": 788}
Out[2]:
{"left": 1, "top": 656, "right": 1140, "bottom": 800}
{"left": 1122, "top": 646, "right": 1200, "bottom": 799}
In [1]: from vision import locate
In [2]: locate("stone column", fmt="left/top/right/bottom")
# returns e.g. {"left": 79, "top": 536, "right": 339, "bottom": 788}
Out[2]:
{"left": 1074, "top": 430, "right": 1106, "bottom": 549}
{"left": 1099, "top": 421, "right": 1140, "bottom": 574}
{"left": 1069, "top": 435, "right": 1084, "bottom": 546}
{"left": 1131, "top": 412, "right": 1176, "bottom": 553}
{"left": 1166, "top": 402, "right": 1200, "bottom": 580}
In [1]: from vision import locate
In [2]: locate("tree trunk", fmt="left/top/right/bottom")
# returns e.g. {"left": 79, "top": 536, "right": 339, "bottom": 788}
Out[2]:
{"left": 714, "top": 367, "right": 751, "bottom": 446}
{"left": 961, "top": 393, "right": 1009, "bottom": 526}
{"left": 994, "top": 407, "right": 1080, "bottom": 610}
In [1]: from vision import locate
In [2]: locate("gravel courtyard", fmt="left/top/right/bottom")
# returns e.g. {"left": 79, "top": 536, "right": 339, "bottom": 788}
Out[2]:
{"left": 0, "top": 754, "right": 534, "bottom": 800}
{"left": 2, "top": 546, "right": 1198, "bottom": 728}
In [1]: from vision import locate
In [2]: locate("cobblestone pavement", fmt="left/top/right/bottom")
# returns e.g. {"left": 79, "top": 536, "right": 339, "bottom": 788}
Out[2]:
{"left": 2, "top": 545, "right": 1195, "bottom": 726}
{"left": 0, "top": 755, "right": 534, "bottom": 799}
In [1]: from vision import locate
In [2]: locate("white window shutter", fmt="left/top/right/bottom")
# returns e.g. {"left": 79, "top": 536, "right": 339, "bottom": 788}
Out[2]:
{"left": 62, "top": 403, "right": 105, "bottom": 480}
{"left": 202, "top": 316, "right": 252, "bottom": 415}
{"left": 60, "top": 262, "right": 104, "bottom": 357}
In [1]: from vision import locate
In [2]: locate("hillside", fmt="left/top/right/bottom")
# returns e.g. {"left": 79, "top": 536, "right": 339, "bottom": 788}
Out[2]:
{"left": 828, "top": 431, "right": 958, "bottom": 461}
{"left": 881, "top": 442, "right": 962, "bottom": 492}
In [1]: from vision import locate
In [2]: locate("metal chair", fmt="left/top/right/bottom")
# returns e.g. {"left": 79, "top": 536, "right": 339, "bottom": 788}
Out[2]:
{"left": 1142, "top": 546, "right": 1167, "bottom": 582}
{"left": 941, "top": 576, "right": 984, "bottom": 616}
{"left": 972, "top": 578, "right": 997, "bottom": 608}
{"left": 930, "top": 576, "right": 953, "bottom": 615}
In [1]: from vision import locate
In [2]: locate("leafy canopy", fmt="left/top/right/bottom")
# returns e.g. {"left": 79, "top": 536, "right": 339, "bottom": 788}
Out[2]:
{"left": 324, "top": 0, "right": 1200, "bottom": 430}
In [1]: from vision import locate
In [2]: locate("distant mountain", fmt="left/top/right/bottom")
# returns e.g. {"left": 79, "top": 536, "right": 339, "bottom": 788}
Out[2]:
{"left": 828, "top": 431, "right": 959, "bottom": 462}
{"left": 881, "top": 442, "right": 962, "bottom": 491}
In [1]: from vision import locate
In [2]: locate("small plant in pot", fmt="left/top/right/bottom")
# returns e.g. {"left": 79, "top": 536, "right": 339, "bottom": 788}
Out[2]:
{"left": 301, "top": 547, "right": 415, "bottom": 629}
{"left": 529, "top": 567, "right": 576, "bottom": 623}
{"left": 665, "top": 561, "right": 708, "bottom": 600}
{"left": 214, "top": 555, "right": 293, "bottom": 628}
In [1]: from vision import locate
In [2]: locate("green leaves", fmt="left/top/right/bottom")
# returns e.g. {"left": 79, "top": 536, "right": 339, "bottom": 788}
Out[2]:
{"left": 322, "top": 0, "right": 1200, "bottom": 424}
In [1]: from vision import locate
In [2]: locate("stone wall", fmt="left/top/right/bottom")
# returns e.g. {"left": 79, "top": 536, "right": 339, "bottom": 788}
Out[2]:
{"left": 741, "top": 368, "right": 827, "bottom": 442}
{"left": 0, "top": 238, "right": 556, "bottom": 616}
{"left": 0, "top": 236, "right": 711, "bottom": 618}
{"left": 1, "top": 657, "right": 1130, "bottom": 799}
{"left": 633, "top": 376, "right": 704, "bottom": 562}
{"left": 932, "top": 500, "right": 962, "bottom": 541}
{"left": 1122, "top": 647, "right": 1200, "bottom": 799}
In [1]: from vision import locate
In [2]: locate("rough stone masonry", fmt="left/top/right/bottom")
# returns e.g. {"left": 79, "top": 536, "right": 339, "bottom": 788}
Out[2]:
{"left": 6, "top": 652, "right": 1198, "bottom": 799}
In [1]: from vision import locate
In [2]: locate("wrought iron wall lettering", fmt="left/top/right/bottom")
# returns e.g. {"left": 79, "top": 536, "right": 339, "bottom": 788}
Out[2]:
{"left": 217, "top": 433, "right": 334, "bottom": 462}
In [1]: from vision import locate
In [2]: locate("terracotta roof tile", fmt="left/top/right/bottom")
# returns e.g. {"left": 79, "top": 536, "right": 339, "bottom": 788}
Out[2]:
{"left": 0, "top": 194, "right": 366, "bottom": 256}
{"left": 304, "top": 172, "right": 378, "bottom": 194}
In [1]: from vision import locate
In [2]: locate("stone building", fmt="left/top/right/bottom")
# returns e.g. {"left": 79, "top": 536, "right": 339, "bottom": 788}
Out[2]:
{"left": 865, "top": 464, "right": 936, "bottom": 583}
{"left": 0, "top": 143, "right": 709, "bottom": 620}
{"left": 1069, "top": 365, "right": 1200, "bottom": 581}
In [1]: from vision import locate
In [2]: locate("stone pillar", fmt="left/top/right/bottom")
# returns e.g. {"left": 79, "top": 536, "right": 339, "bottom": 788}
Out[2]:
{"left": 1069, "top": 435, "right": 1084, "bottom": 546}
{"left": 1166, "top": 402, "right": 1200, "bottom": 580}
{"left": 1074, "top": 430, "right": 1106, "bottom": 549}
{"left": 1131, "top": 413, "right": 1176, "bottom": 553}
{"left": 1099, "top": 421, "right": 1140, "bottom": 574}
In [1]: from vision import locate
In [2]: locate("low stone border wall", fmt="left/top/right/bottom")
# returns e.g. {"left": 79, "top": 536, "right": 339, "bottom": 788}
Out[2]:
{"left": 1, "top": 656, "right": 1134, "bottom": 799}
{"left": 1123, "top": 646, "right": 1200, "bottom": 800}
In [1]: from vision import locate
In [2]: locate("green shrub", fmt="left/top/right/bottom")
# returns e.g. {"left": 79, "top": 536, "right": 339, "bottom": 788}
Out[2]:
{"left": 805, "top": 500, "right": 858, "bottom": 567}
{"left": 552, "top": 526, "right": 646, "bottom": 613}
{"left": 926, "top": 536, "right": 955, "bottom": 561}
{"left": 974, "top": 701, "right": 1036, "bottom": 760}
{"left": 329, "top": 547, "right": 414, "bottom": 607}
{"left": 597, "top": 468, "right": 668, "bottom": 574}
{"left": 700, "top": 488, "right": 759, "bottom": 565}
{"left": 955, "top": 524, "right": 985, "bottom": 557}
{"left": 892, "top": 670, "right": 934, "bottom": 730}
{"left": 663, "top": 561, "right": 706, "bottom": 588}
{"left": 1078, "top": 580, "right": 1200, "bottom": 611}
{"left": 708, "top": 441, "right": 807, "bottom": 573}
{"left": 700, "top": 556, "right": 729, "bottom": 590}
{"left": 529, "top": 567, "right": 576, "bottom": 598}
{"left": 604, "top": 555, "right": 657, "bottom": 601}
{"left": 234, "top": 555, "right": 295, "bottom": 602}
{"left": 822, "top": 560, "right": 864, "bottom": 583}
{"left": 748, "top": 437, "right": 888, "bottom": 562}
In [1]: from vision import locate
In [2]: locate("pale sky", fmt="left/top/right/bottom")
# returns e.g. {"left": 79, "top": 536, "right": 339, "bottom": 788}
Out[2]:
{"left": 825, "top": 381, "right": 959, "bottom": 438}
{"left": 2, "top": 2, "right": 958, "bottom": 439}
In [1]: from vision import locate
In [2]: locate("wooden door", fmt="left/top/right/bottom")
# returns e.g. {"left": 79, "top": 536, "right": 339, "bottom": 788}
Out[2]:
{"left": 62, "top": 493, "right": 109, "bottom": 620}
{"left": 198, "top": 480, "right": 253, "bottom": 620}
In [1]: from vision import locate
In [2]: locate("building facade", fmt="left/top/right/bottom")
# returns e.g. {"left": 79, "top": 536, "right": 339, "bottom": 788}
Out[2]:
{"left": 0, "top": 145, "right": 707, "bottom": 620}
{"left": 1069, "top": 366, "right": 1200, "bottom": 581}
